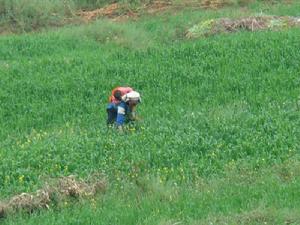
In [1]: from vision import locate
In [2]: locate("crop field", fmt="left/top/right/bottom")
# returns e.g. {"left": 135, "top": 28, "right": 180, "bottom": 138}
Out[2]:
{"left": 1, "top": 1, "right": 300, "bottom": 224}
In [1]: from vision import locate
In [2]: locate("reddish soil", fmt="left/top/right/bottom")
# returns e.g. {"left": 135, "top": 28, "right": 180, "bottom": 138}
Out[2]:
{"left": 77, "top": 0, "right": 232, "bottom": 23}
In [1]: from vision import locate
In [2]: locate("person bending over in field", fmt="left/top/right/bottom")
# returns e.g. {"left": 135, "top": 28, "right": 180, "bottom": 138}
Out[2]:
{"left": 107, "top": 87, "right": 141, "bottom": 130}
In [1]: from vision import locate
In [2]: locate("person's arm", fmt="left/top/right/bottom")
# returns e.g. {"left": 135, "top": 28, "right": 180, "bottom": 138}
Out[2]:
{"left": 128, "top": 105, "right": 142, "bottom": 121}
{"left": 129, "top": 106, "right": 136, "bottom": 121}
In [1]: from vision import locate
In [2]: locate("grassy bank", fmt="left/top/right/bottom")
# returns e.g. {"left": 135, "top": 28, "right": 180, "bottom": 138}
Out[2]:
{"left": 1, "top": 0, "right": 298, "bottom": 33}
{"left": 2, "top": 159, "right": 300, "bottom": 224}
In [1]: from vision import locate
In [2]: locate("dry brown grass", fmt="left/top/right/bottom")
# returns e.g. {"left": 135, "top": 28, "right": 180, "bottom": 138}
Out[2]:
{"left": 76, "top": 0, "right": 256, "bottom": 22}
{"left": 78, "top": 3, "right": 120, "bottom": 21}
{"left": 0, "top": 175, "right": 107, "bottom": 218}
{"left": 200, "top": 0, "right": 235, "bottom": 9}
{"left": 186, "top": 15, "right": 300, "bottom": 38}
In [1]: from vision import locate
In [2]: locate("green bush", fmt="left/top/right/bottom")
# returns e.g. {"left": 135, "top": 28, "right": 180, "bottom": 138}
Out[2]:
{"left": 0, "top": 0, "right": 75, "bottom": 31}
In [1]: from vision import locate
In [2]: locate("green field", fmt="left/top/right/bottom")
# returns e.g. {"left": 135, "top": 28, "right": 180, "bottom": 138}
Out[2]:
{"left": 1, "top": 1, "right": 300, "bottom": 224}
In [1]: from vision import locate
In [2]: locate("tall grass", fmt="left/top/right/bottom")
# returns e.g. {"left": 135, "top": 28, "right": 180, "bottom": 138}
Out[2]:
{"left": 1, "top": 27, "right": 299, "bottom": 195}
{"left": 0, "top": 2, "right": 300, "bottom": 224}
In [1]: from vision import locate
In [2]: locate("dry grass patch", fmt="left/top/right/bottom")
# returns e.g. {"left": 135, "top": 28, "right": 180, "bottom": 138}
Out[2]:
{"left": 0, "top": 175, "right": 107, "bottom": 218}
{"left": 186, "top": 15, "right": 300, "bottom": 38}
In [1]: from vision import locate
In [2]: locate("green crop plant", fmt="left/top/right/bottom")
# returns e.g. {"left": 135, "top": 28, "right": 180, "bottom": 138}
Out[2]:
{"left": 1, "top": 27, "right": 300, "bottom": 191}
{"left": 1, "top": 2, "right": 300, "bottom": 224}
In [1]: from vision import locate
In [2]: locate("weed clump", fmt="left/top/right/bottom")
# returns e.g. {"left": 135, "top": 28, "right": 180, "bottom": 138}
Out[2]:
{"left": 186, "top": 16, "right": 300, "bottom": 38}
{"left": 0, "top": 175, "right": 107, "bottom": 218}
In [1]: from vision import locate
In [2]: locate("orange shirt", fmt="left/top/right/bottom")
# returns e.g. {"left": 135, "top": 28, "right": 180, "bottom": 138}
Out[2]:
{"left": 109, "top": 87, "right": 133, "bottom": 104}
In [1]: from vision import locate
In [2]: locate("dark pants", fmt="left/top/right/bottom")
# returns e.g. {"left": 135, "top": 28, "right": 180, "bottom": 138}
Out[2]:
{"left": 107, "top": 103, "right": 117, "bottom": 125}
{"left": 106, "top": 103, "right": 134, "bottom": 125}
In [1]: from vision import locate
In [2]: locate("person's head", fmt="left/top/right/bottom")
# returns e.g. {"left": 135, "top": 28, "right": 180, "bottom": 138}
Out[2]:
{"left": 122, "top": 91, "right": 141, "bottom": 107}
{"left": 113, "top": 90, "right": 122, "bottom": 101}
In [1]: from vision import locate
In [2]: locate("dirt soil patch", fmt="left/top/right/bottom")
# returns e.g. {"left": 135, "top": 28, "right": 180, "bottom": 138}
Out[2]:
{"left": 78, "top": 3, "right": 120, "bottom": 21}
{"left": 78, "top": 3, "right": 138, "bottom": 22}
{"left": 200, "top": 0, "right": 234, "bottom": 9}
{"left": 77, "top": 0, "right": 234, "bottom": 22}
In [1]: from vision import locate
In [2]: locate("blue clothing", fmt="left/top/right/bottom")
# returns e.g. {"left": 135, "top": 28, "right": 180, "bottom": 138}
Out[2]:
{"left": 106, "top": 101, "right": 131, "bottom": 126}
{"left": 116, "top": 101, "right": 129, "bottom": 126}
{"left": 106, "top": 103, "right": 118, "bottom": 125}
{"left": 107, "top": 103, "right": 118, "bottom": 111}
